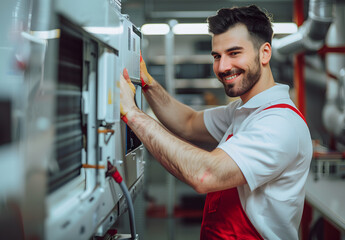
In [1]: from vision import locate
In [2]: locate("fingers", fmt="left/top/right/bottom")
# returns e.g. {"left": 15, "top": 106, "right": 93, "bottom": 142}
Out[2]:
{"left": 121, "top": 71, "right": 136, "bottom": 93}
{"left": 120, "top": 74, "right": 134, "bottom": 124}
{"left": 140, "top": 58, "right": 148, "bottom": 73}
{"left": 120, "top": 104, "right": 128, "bottom": 123}
{"left": 123, "top": 68, "right": 131, "bottom": 83}
{"left": 120, "top": 103, "right": 126, "bottom": 116}
{"left": 139, "top": 53, "right": 149, "bottom": 78}
{"left": 139, "top": 56, "right": 152, "bottom": 91}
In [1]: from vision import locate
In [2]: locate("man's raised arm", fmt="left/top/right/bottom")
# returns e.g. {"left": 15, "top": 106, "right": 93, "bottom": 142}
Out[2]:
{"left": 139, "top": 57, "right": 218, "bottom": 148}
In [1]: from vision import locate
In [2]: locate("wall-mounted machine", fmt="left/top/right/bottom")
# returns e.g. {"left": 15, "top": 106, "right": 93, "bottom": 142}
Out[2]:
{"left": 0, "top": 0, "right": 144, "bottom": 239}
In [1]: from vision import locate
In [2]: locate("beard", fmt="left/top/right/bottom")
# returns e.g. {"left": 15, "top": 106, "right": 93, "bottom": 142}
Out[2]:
{"left": 220, "top": 54, "right": 261, "bottom": 98}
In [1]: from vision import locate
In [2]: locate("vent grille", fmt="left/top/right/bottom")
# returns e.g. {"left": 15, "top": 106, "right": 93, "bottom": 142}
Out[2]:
{"left": 48, "top": 25, "right": 83, "bottom": 193}
{"left": 0, "top": 101, "right": 11, "bottom": 146}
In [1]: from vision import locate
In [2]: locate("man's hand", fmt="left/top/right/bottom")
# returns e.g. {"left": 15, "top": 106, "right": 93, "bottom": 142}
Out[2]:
{"left": 120, "top": 68, "right": 136, "bottom": 123}
{"left": 140, "top": 53, "right": 154, "bottom": 91}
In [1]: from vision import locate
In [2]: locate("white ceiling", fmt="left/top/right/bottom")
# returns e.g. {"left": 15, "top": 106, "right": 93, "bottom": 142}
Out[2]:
{"left": 121, "top": 0, "right": 306, "bottom": 26}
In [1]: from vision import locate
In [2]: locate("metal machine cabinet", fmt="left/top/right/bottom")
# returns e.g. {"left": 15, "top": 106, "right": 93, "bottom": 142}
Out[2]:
{"left": 0, "top": 0, "right": 144, "bottom": 239}
{"left": 118, "top": 15, "right": 145, "bottom": 191}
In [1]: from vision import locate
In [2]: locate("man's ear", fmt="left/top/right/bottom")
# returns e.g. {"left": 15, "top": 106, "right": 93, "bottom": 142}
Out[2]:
{"left": 260, "top": 42, "right": 271, "bottom": 65}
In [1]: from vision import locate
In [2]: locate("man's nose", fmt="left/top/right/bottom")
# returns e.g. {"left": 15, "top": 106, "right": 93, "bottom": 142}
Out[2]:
{"left": 218, "top": 57, "right": 232, "bottom": 73}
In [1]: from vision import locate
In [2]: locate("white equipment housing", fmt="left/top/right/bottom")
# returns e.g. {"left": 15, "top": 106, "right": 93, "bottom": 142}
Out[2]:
{"left": 0, "top": 0, "right": 144, "bottom": 239}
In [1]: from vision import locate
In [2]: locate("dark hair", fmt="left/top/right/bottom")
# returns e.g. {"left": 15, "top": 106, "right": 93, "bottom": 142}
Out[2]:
{"left": 207, "top": 5, "right": 273, "bottom": 49}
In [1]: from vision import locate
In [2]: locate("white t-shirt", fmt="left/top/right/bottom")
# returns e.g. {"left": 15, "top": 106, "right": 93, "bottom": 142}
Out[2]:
{"left": 204, "top": 84, "right": 313, "bottom": 240}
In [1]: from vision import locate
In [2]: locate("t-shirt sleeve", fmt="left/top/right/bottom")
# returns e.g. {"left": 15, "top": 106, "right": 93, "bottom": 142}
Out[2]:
{"left": 218, "top": 112, "right": 299, "bottom": 191}
{"left": 203, "top": 105, "right": 231, "bottom": 142}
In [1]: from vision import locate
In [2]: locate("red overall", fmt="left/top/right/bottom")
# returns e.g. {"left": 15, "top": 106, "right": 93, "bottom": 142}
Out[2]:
{"left": 200, "top": 104, "right": 306, "bottom": 240}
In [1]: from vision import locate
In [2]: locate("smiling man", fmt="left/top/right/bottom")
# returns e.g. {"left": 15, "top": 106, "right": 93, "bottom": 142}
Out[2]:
{"left": 120, "top": 5, "right": 312, "bottom": 239}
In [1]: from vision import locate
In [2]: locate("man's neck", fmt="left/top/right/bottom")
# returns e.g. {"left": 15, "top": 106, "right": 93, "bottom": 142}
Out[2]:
{"left": 240, "top": 68, "right": 275, "bottom": 104}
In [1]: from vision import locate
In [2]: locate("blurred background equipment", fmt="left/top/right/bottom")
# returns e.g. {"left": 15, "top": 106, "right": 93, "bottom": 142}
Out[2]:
{"left": 0, "top": 0, "right": 144, "bottom": 239}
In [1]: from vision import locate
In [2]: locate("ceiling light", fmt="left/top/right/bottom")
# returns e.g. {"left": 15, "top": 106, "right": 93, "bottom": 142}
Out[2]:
{"left": 173, "top": 23, "right": 209, "bottom": 35}
{"left": 141, "top": 24, "right": 170, "bottom": 35}
{"left": 141, "top": 22, "right": 298, "bottom": 36}
{"left": 272, "top": 23, "right": 298, "bottom": 34}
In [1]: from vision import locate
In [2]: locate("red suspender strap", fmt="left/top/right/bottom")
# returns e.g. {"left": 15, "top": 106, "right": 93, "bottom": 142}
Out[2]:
{"left": 263, "top": 104, "right": 307, "bottom": 125}
{"left": 224, "top": 104, "right": 307, "bottom": 143}
{"left": 225, "top": 133, "right": 233, "bottom": 141}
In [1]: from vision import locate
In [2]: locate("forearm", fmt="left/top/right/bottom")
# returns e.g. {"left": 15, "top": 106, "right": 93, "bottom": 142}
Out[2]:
{"left": 127, "top": 107, "right": 202, "bottom": 183}
{"left": 140, "top": 56, "right": 195, "bottom": 137}
{"left": 125, "top": 108, "right": 244, "bottom": 193}
{"left": 143, "top": 79, "right": 198, "bottom": 140}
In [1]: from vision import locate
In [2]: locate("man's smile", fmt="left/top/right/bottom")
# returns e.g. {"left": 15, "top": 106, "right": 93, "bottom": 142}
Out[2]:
{"left": 219, "top": 69, "right": 244, "bottom": 84}
{"left": 223, "top": 73, "right": 241, "bottom": 84}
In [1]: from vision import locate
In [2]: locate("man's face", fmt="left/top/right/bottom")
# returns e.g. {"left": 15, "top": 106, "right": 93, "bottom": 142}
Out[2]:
{"left": 211, "top": 24, "right": 262, "bottom": 98}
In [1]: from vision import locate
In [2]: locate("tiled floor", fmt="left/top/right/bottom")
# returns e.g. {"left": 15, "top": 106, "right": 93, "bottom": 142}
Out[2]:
{"left": 144, "top": 218, "right": 201, "bottom": 240}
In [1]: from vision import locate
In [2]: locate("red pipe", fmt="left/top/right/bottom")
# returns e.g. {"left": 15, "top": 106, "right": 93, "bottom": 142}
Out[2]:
{"left": 318, "top": 45, "right": 345, "bottom": 57}
{"left": 294, "top": 54, "right": 306, "bottom": 115}
{"left": 295, "top": 2, "right": 309, "bottom": 239}
{"left": 294, "top": 0, "right": 304, "bottom": 26}
{"left": 293, "top": 0, "right": 306, "bottom": 116}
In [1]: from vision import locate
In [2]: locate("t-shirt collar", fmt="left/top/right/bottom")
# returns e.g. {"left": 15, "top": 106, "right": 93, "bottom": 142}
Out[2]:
{"left": 238, "top": 83, "right": 290, "bottom": 109}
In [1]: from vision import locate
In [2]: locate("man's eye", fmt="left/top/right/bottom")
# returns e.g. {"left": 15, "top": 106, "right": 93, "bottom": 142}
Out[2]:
{"left": 213, "top": 55, "right": 220, "bottom": 60}
{"left": 230, "top": 52, "right": 239, "bottom": 56}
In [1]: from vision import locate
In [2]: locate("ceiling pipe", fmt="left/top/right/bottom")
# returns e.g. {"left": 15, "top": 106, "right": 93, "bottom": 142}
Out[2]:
{"left": 322, "top": 69, "right": 345, "bottom": 139}
{"left": 272, "top": 0, "right": 334, "bottom": 61}
{"left": 322, "top": 3, "right": 345, "bottom": 143}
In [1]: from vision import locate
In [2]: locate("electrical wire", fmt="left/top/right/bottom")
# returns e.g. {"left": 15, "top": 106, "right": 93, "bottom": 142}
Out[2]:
{"left": 107, "top": 161, "right": 137, "bottom": 240}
